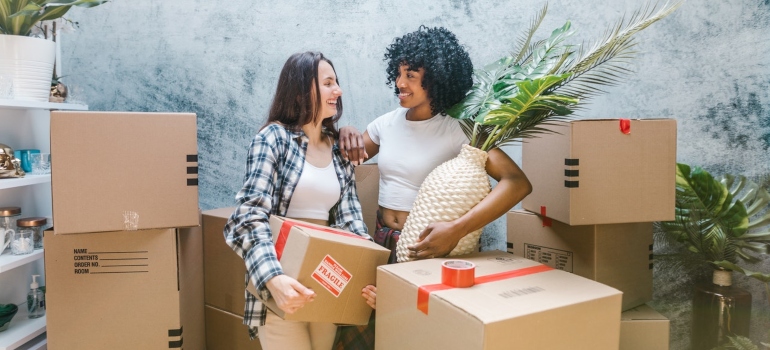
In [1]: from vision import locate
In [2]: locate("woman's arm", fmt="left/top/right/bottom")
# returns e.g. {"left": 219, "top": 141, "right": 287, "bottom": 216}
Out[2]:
{"left": 330, "top": 144, "right": 373, "bottom": 239}
{"left": 407, "top": 148, "right": 532, "bottom": 259}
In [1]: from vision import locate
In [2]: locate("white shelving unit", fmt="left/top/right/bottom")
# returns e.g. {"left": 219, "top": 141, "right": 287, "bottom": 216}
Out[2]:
{"left": 0, "top": 100, "right": 87, "bottom": 350}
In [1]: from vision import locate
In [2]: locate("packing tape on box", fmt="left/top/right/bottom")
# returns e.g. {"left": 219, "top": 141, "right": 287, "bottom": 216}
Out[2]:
{"left": 441, "top": 260, "right": 475, "bottom": 288}
{"left": 275, "top": 218, "right": 365, "bottom": 260}
{"left": 417, "top": 263, "right": 554, "bottom": 315}
{"left": 620, "top": 118, "right": 631, "bottom": 134}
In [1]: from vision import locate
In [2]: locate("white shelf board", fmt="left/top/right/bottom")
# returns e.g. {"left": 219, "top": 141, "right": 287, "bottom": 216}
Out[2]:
{"left": 14, "top": 333, "right": 44, "bottom": 350}
{"left": 0, "top": 176, "right": 50, "bottom": 191}
{"left": 0, "top": 303, "right": 46, "bottom": 350}
{"left": 0, "top": 99, "right": 87, "bottom": 111}
{"left": 0, "top": 250, "right": 44, "bottom": 274}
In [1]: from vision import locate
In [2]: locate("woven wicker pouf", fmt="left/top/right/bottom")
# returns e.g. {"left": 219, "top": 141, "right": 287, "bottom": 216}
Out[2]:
{"left": 396, "top": 144, "right": 491, "bottom": 262}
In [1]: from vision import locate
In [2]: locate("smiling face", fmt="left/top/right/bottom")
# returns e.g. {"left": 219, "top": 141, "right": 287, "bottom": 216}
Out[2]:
{"left": 314, "top": 60, "right": 343, "bottom": 123}
{"left": 395, "top": 64, "right": 432, "bottom": 118}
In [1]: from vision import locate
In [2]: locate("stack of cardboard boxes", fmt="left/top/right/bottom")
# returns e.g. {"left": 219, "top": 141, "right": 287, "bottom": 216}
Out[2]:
{"left": 510, "top": 119, "right": 677, "bottom": 350}
{"left": 43, "top": 112, "right": 205, "bottom": 350}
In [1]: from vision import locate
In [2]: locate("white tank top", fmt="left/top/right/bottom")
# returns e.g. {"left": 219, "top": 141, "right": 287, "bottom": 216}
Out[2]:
{"left": 286, "top": 160, "right": 341, "bottom": 220}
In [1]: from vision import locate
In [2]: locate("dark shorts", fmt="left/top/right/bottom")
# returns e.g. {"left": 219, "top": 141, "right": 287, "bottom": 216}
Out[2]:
{"left": 333, "top": 211, "right": 400, "bottom": 350}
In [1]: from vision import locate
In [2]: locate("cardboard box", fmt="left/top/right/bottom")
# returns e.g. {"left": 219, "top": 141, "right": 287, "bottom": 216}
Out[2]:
{"left": 44, "top": 227, "right": 204, "bottom": 350}
{"left": 205, "top": 305, "right": 260, "bottom": 350}
{"left": 375, "top": 251, "right": 622, "bottom": 350}
{"left": 355, "top": 163, "right": 379, "bottom": 234}
{"left": 506, "top": 210, "right": 652, "bottom": 310}
{"left": 50, "top": 111, "right": 199, "bottom": 234}
{"left": 247, "top": 216, "right": 390, "bottom": 325}
{"left": 620, "top": 304, "right": 670, "bottom": 350}
{"left": 521, "top": 119, "right": 676, "bottom": 225}
{"left": 203, "top": 207, "right": 247, "bottom": 317}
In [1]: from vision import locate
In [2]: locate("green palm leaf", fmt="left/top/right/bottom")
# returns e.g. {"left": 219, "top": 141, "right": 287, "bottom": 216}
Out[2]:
{"left": 447, "top": 1, "right": 682, "bottom": 151}
{"left": 660, "top": 163, "right": 770, "bottom": 283}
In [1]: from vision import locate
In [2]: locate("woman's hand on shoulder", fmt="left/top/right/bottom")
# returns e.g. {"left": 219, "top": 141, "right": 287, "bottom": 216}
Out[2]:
{"left": 265, "top": 275, "right": 316, "bottom": 314}
{"left": 339, "top": 126, "right": 368, "bottom": 165}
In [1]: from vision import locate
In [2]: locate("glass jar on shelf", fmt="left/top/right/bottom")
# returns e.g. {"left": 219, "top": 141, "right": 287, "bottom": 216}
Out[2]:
{"left": 16, "top": 217, "right": 47, "bottom": 249}
{"left": 11, "top": 228, "right": 34, "bottom": 255}
{"left": 0, "top": 207, "right": 21, "bottom": 254}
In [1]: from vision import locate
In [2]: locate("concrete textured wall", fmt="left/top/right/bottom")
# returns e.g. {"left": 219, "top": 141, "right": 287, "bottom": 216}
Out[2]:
{"left": 62, "top": 0, "right": 770, "bottom": 348}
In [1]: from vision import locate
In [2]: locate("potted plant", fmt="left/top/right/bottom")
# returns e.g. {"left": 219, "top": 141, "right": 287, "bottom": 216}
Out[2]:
{"left": 0, "top": 0, "right": 107, "bottom": 101}
{"left": 395, "top": 1, "right": 683, "bottom": 262}
{"left": 659, "top": 163, "right": 770, "bottom": 349}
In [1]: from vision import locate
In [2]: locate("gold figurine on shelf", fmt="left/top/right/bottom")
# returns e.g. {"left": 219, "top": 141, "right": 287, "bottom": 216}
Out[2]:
{"left": 0, "top": 143, "right": 25, "bottom": 178}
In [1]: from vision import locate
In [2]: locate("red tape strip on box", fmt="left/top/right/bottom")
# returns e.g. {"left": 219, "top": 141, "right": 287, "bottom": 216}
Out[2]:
{"left": 417, "top": 264, "right": 553, "bottom": 314}
{"left": 275, "top": 219, "right": 365, "bottom": 260}
{"left": 540, "top": 206, "right": 552, "bottom": 227}
{"left": 620, "top": 119, "right": 631, "bottom": 134}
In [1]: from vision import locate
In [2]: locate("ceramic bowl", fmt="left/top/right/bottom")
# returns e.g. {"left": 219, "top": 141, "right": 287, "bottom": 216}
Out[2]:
{"left": 0, "top": 303, "right": 18, "bottom": 332}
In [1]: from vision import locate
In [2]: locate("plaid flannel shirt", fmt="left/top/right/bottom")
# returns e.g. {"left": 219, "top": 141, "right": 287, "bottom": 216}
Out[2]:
{"left": 223, "top": 123, "right": 370, "bottom": 338}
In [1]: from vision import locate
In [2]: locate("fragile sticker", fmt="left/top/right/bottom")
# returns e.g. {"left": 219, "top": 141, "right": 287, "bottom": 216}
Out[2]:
{"left": 311, "top": 255, "right": 352, "bottom": 297}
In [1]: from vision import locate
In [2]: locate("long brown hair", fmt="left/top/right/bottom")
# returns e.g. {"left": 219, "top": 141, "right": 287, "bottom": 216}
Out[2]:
{"left": 263, "top": 51, "right": 342, "bottom": 138}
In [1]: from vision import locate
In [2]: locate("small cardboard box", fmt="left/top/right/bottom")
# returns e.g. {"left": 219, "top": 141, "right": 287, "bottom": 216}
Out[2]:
{"left": 506, "top": 210, "right": 652, "bottom": 310}
{"left": 203, "top": 207, "right": 246, "bottom": 317}
{"left": 247, "top": 216, "right": 390, "bottom": 325}
{"left": 355, "top": 163, "right": 380, "bottom": 234}
{"left": 376, "top": 251, "right": 622, "bottom": 350}
{"left": 205, "top": 305, "right": 259, "bottom": 350}
{"left": 620, "top": 304, "right": 670, "bottom": 350}
{"left": 44, "top": 227, "right": 204, "bottom": 350}
{"left": 50, "top": 111, "right": 199, "bottom": 234}
{"left": 521, "top": 119, "right": 676, "bottom": 225}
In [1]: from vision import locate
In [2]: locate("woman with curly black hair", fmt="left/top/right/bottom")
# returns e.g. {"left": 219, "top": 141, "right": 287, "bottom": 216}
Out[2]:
{"left": 335, "top": 26, "right": 531, "bottom": 350}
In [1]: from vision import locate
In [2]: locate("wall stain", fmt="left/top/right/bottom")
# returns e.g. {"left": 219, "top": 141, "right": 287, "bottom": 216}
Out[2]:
{"left": 698, "top": 83, "right": 769, "bottom": 151}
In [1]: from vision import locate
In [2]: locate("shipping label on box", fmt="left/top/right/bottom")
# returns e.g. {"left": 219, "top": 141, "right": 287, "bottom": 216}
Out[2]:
{"left": 621, "top": 304, "right": 670, "bottom": 350}
{"left": 44, "top": 227, "right": 204, "bottom": 350}
{"left": 51, "top": 111, "right": 200, "bottom": 234}
{"left": 246, "top": 216, "right": 390, "bottom": 325}
{"left": 375, "top": 251, "right": 622, "bottom": 350}
{"left": 521, "top": 119, "right": 676, "bottom": 225}
{"left": 507, "top": 209, "right": 652, "bottom": 310}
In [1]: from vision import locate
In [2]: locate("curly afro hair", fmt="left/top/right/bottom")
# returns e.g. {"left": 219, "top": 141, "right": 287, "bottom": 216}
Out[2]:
{"left": 384, "top": 26, "right": 474, "bottom": 115}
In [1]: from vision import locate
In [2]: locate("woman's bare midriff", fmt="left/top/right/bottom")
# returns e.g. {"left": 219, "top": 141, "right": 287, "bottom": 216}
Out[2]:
{"left": 379, "top": 206, "right": 409, "bottom": 231}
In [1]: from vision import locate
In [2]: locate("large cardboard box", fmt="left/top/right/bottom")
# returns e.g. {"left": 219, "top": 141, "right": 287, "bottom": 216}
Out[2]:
{"left": 506, "top": 210, "right": 652, "bottom": 310}
{"left": 247, "top": 216, "right": 389, "bottom": 325}
{"left": 205, "top": 305, "right": 260, "bottom": 350}
{"left": 50, "top": 111, "right": 199, "bottom": 234}
{"left": 620, "top": 304, "right": 670, "bottom": 350}
{"left": 521, "top": 119, "right": 676, "bottom": 225}
{"left": 376, "top": 251, "right": 622, "bottom": 350}
{"left": 203, "top": 207, "right": 246, "bottom": 317}
{"left": 355, "top": 163, "right": 380, "bottom": 234}
{"left": 44, "top": 227, "right": 204, "bottom": 350}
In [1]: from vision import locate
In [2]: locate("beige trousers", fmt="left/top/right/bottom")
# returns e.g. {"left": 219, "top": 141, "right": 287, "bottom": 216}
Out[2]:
{"left": 258, "top": 310, "right": 337, "bottom": 350}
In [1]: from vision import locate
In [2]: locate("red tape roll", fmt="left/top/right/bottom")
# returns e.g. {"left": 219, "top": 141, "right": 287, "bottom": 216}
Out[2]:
{"left": 441, "top": 260, "right": 475, "bottom": 288}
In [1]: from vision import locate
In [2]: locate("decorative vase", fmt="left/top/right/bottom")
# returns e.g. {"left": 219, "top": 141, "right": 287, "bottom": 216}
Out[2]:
{"left": 396, "top": 144, "right": 491, "bottom": 262}
{"left": 0, "top": 35, "right": 56, "bottom": 102}
{"left": 691, "top": 269, "right": 752, "bottom": 350}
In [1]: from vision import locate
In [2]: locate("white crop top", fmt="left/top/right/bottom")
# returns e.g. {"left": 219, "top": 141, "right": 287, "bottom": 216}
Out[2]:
{"left": 285, "top": 160, "right": 341, "bottom": 220}
{"left": 367, "top": 107, "right": 469, "bottom": 211}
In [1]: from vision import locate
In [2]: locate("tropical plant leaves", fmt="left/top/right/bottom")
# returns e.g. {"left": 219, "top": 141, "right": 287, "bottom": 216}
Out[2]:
{"left": 446, "top": 1, "right": 683, "bottom": 151}
{"left": 0, "top": 0, "right": 107, "bottom": 36}
{"left": 660, "top": 163, "right": 770, "bottom": 283}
